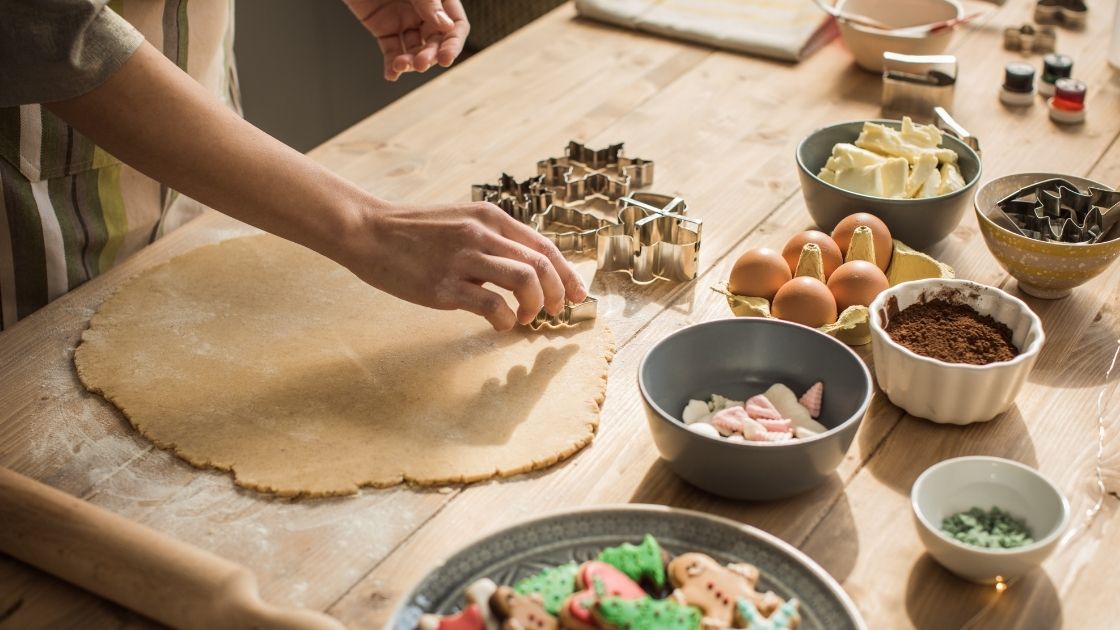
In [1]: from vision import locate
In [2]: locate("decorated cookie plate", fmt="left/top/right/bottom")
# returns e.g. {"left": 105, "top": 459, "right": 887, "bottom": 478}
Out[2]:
{"left": 388, "top": 504, "right": 866, "bottom": 629}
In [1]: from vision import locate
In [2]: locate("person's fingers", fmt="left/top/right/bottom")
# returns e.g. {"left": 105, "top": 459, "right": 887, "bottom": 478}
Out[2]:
{"left": 476, "top": 206, "right": 588, "bottom": 304}
{"left": 453, "top": 283, "right": 518, "bottom": 331}
{"left": 414, "top": 36, "right": 440, "bottom": 72}
{"left": 401, "top": 28, "right": 423, "bottom": 54}
{"left": 435, "top": 21, "right": 468, "bottom": 66}
{"left": 409, "top": 0, "right": 455, "bottom": 32}
{"left": 377, "top": 34, "right": 406, "bottom": 80}
{"left": 466, "top": 255, "right": 545, "bottom": 326}
{"left": 482, "top": 232, "right": 566, "bottom": 316}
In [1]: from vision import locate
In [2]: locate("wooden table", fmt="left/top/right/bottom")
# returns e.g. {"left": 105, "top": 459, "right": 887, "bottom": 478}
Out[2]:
{"left": 3, "top": 2, "right": 1119, "bottom": 628}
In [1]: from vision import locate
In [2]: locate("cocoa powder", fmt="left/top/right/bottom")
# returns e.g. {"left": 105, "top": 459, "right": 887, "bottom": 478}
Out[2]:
{"left": 885, "top": 299, "right": 1019, "bottom": 365}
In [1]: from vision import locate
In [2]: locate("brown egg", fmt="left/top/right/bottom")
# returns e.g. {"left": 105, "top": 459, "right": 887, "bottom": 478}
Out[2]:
{"left": 782, "top": 230, "right": 843, "bottom": 278}
{"left": 772, "top": 277, "right": 838, "bottom": 328}
{"left": 827, "top": 260, "right": 890, "bottom": 311}
{"left": 831, "top": 213, "right": 893, "bottom": 271}
{"left": 728, "top": 247, "right": 792, "bottom": 300}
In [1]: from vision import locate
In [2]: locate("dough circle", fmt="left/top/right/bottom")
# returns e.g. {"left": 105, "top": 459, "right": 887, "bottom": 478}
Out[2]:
{"left": 75, "top": 235, "right": 612, "bottom": 496}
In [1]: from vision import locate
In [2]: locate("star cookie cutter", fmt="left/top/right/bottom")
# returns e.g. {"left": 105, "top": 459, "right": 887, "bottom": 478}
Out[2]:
{"left": 1034, "top": 0, "right": 1087, "bottom": 28}
{"left": 527, "top": 296, "right": 598, "bottom": 330}
{"left": 597, "top": 193, "right": 702, "bottom": 283}
{"left": 995, "top": 178, "right": 1120, "bottom": 243}
{"left": 1003, "top": 23, "right": 1057, "bottom": 54}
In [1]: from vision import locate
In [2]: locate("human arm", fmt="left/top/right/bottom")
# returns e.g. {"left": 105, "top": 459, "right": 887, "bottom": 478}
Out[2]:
{"left": 45, "top": 41, "right": 586, "bottom": 330}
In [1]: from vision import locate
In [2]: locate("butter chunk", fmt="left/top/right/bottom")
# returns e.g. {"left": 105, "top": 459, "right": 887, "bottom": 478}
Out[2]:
{"left": 878, "top": 157, "right": 910, "bottom": 198}
{"left": 832, "top": 164, "right": 881, "bottom": 196}
{"left": 938, "top": 162, "right": 966, "bottom": 195}
{"left": 824, "top": 143, "right": 888, "bottom": 171}
{"left": 900, "top": 116, "right": 943, "bottom": 148}
{"left": 906, "top": 153, "right": 940, "bottom": 197}
{"left": 916, "top": 163, "right": 943, "bottom": 198}
{"left": 855, "top": 119, "right": 957, "bottom": 166}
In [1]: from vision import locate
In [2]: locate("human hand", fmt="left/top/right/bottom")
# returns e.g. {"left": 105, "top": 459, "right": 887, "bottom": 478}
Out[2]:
{"left": 339, "top": 200, "right": 589, "bottom": 331}
{"left": 344, "top": 0, "right": 470, "bottom": 81}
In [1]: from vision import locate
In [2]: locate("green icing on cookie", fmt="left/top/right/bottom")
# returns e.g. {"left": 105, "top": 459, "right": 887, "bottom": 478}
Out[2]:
{"left": 596, "top": 596, "right": 701, "bottom": 630}
{"left": 513, "top": 562, "right": 578, "bottom": 615}
{"left": 737, "top": 598, "right": 800, "bottom": 630}
{"left": 598, "top": 534, "right": 666, "bottom": 588}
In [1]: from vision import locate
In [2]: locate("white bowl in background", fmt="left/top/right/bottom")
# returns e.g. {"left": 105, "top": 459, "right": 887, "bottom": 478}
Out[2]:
{"left": 869, "top": 278, "right": 1044, "bottom": 424}
{"left": 911, "top": 456, "right": 1069, "bottom": 584}
{"left": 836, "top": 0, "right": 962, "bottom": 72}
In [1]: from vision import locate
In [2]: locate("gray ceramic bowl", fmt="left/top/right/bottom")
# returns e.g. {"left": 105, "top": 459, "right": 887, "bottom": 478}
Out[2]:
{"left": 795, "top": 119, "right": 983, "bottom": 249}
{"left": 388, "top": 505, "right": 866, "bottom": 629}
{"left": 639, "top": 318, "right": 872, "bottom": 500}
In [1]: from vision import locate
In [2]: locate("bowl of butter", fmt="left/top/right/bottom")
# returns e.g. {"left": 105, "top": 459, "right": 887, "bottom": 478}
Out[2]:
{"left": 796, "top": 117, "right": 982, "bottom": 250}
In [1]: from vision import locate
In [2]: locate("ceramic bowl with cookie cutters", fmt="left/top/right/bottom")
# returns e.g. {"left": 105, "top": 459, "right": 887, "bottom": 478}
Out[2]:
{"left": 796, "top": 119, "right": 982, "bottom": 249}
{"left": 911, "top": 456, "right": 1070, "bottom": 584}
{"left": 975, "top": 173, "right": 1120, "bottom": 299}
{"left": 638, "top": 317, "right": 873, "bottom": 501}
{"left": 869, "top": 278, "right": 1045, "bottom": 424}
{"left": 716, "top": 227, "right": 953, "bottom": 346}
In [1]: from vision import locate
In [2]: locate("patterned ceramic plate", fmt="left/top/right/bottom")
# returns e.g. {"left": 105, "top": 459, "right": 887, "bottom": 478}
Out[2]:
{"left": 388, "top": 504, "right": 866, "bottom": 629}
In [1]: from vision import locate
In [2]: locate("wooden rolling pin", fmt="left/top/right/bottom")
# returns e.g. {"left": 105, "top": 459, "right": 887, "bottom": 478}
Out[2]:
{"left": 0, "top": 467, "right": 344, "bottom": 629}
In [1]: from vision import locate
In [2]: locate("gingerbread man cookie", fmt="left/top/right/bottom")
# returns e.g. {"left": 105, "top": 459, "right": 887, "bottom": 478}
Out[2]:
{"left": 667, "top": 553, "right": 780, "bottom": 628}
{"left": 597, "top": 534, "right": 668, "bottom": 589}
{"left": 593, "top": 596, "right": 702, "bottom": 630}
{"left": 513, "top": 562, "right": 578, "bottom": 616}
{"left": 559, "top": 561, "right": 646, "bottom": 630}
{"left": 489, "top": 585, "right": 558, "bottom": 630}
{"left": 419, "top": 578, "right": 498, "bottom": 630}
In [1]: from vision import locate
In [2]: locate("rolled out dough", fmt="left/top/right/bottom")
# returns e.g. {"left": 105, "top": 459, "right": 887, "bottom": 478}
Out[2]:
{"left": 75, "top": 235, "right": 612, "bottom": 497}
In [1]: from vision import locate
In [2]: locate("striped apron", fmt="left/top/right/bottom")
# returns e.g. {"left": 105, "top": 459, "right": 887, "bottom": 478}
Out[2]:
{"left": 0, "top": 0, "right": 239, "bottom": 330}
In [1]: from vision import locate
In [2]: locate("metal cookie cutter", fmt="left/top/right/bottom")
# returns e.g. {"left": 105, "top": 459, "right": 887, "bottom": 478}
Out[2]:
{"left": 597, "top": 193, "right": 702, "bottom": 284}
{"left": 995, "top": 178, "right": 1120, "bottom": 243}
{"left": 537, "top": 141, "right": 654, "bottom": 204}
{"left": 1003, "top": 23, "right": 1057, "bottom": 54}
{"left": 471, "top": 173, "right": 554, "bottom": 223}
{"left": 1035, "top": 0, "right": 1087, "bottom": 29}
{"left": 527, "top": 296, "right": 598, "bottom": 330}
{"left": 881, "top": 53, "right": 957, "bottom": 123}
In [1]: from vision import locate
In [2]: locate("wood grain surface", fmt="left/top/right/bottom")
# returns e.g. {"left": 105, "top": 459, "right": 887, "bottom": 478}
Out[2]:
{"left": 2, "top": 1, "right": 1119, "bottom": 628}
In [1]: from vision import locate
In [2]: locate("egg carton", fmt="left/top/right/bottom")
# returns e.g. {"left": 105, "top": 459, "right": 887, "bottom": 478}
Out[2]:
{"left": 713, "top": 236, "right": 954, "bottom": 346}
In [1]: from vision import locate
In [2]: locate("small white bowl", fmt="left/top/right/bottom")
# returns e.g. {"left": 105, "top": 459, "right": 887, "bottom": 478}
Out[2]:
{"left": 869, "top": 278, "right": 1044, "bottom": 424}
{"left": 836, "top": 0, "right": 962, "bottom": 72}
{"left": 911, "top": 456, "right": 1070, "bottom": 584}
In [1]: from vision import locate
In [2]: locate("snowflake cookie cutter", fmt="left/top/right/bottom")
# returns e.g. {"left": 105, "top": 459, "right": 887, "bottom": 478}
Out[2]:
{"left": 996, "top": 178, "right": 1120, "bottom": 243}
{"left": 597, "top": 193, "right": 702, "bottom": 284}
{"left": 537, "top": 141, "right": 655, "bottom": 204}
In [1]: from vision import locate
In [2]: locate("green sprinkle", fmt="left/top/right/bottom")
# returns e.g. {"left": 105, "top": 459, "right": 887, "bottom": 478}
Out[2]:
{"left": 940, "top": 506, "right": 1035, "bottom": 549}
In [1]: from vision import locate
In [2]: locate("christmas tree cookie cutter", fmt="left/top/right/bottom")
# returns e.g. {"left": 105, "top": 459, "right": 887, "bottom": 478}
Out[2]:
{"left": 527, "top": 296, "right": 599, "bottom": 330}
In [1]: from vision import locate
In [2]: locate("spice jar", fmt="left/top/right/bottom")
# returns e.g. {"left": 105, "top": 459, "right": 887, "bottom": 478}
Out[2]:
{"left": 1048, "top": 78, "right": 1086, "bottom": 124}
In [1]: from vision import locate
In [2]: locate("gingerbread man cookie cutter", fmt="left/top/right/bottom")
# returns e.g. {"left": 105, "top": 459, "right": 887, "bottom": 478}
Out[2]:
{"left": 597, "top": 193, "right": 702, "bottom": 284}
